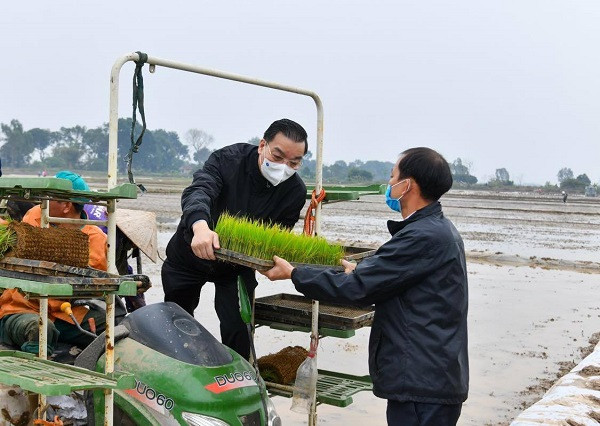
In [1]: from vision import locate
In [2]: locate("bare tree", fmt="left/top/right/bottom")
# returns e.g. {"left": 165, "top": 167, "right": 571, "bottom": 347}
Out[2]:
{"left": 247, "top": 136, "right": 260, "bottom": 146}
{"left": 495, "top": 168, "right": 510, "bottom": 183}
{"left": 185, "top": 129, "right": 214, "bottom": 164}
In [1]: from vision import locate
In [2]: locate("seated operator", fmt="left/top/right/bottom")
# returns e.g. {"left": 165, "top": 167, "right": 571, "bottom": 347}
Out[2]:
{"left": 0, "top": 171, "right": 108, "bottom": 355}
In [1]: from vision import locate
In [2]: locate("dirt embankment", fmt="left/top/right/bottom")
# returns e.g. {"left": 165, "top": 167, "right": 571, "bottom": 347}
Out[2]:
{"left": 467, "top": 251, "right": 600, "bottom": 275}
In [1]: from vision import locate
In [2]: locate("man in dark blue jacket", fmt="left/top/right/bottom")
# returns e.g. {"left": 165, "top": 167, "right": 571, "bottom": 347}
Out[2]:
{"left": 262, "top": 147, "right": 468, "bottom": 426}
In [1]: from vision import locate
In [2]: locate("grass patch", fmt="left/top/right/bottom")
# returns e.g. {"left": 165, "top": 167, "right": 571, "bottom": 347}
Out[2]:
{"left": 215, "top": 213, "right": 344, "bottom": 266}
{"left": 0, "top": 222, "right": 16, "bottom": 256}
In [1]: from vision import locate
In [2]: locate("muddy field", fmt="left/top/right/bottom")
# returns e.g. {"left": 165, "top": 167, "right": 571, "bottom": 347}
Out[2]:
{"left": 118, "top": 188, "right": 600, "bottom": 426}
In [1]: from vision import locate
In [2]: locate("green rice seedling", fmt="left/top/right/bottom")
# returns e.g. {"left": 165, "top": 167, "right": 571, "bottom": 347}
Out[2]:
{"left": 0, "top": 222, "right": 17, "bottom": 257}
{"left": 215, "top": 213, "right": 345, "bottom": 266}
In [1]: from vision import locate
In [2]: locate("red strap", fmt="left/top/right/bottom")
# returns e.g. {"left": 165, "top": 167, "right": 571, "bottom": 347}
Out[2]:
{"left": 303, "top": 189, "right": 325, "bottom": 357}
{"left": 308, "top": 336, "right": 319, "bottom": 357}
{"left": 303, "top": 188, "right": 326, "bottom": 236}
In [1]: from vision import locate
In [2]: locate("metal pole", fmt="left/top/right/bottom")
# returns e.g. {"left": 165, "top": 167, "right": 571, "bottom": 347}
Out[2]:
{"left": 106, "top": 54, "right": 137, "bottom": 425}
{"left": 309, "top": 299, "right": 319, "bottom": 426}
{"left": 104, "top": 293, "right": 115, "bottom": 425}
{"left": 106, "top": 200, "right": 117, "bottom": 274}
{"left": 310, "top": 98, "right": 324, "bottom": 426}
{"left": 104, "top": 199, "right": 117, "bottom": 423}
{"left": 37, "top": 200, "right": 50, "bottom": 418}
{"left": 108, "top": 53, "right": 139, "bottom": 190}
{"left": 313, "top": 98, "right": 324, "bottom": 237}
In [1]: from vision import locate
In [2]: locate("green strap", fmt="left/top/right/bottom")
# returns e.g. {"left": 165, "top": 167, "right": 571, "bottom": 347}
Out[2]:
{"left": 237, "top": 276, "right": 252, "bottom": 324}
{"left": 237, "top": 276, "right": 269, "bottom": 416}
{"left": 127, "top": 51, "right": 148, "bottom": 193}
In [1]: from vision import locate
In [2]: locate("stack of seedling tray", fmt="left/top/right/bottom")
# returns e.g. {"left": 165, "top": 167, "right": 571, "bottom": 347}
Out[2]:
{"left": 254, "top": 294, "right": 374, "bottom": 333}
{"left": 0, "top": 257, "right": 150, "bottom": 297}
{"left": 214, "top": 214, "right": 376, "bottom": 337}
{"left": 252, "top": 245, "right": 376, "bottom": 338}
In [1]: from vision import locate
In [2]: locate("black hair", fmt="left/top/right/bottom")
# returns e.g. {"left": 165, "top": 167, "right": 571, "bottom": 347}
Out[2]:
{"left": 398, "top": 147, "right": 453, "bottom": 201}
{"left": 73, "top": 203, "right": 85, "bottom": 214}
{"left": 263, "top": 119, "right": 308, "bottom": 154}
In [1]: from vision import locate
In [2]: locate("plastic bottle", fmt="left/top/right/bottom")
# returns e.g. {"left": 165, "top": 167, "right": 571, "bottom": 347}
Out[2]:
{"left": 290, "top": 349, "right": 317, "bottom": 414}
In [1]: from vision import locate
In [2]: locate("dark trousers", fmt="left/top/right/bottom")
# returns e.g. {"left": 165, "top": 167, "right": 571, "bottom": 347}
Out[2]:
{"left": 0, "top": 309, "right": 106, "bottom": 355}
{"left": 386, "top": 400, "right": 462, "bottom": 426}
{"left": 162, "top": 260, "right": 257, "bottom": 360}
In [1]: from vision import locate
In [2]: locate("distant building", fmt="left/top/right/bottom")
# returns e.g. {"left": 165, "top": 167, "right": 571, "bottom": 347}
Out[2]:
{"left": 179, "top": 163, "right": 196, "bottom": 174}
{"left": 585, "top": 185, "right": 597, "bottom": 197}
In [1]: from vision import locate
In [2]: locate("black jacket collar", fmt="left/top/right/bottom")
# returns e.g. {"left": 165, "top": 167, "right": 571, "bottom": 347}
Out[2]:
{"left": 387, "top": 201, "right": 442, "bottom": 235}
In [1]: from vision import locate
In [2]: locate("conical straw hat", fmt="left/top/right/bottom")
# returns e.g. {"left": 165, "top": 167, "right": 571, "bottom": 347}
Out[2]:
{"left": 115, "top": 209, "right": 158, "bottom": 263}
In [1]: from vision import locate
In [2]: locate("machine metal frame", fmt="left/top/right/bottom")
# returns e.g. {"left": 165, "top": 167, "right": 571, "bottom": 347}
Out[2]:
{"left": 108, "top": 52, "right": 326, "bottom": 425}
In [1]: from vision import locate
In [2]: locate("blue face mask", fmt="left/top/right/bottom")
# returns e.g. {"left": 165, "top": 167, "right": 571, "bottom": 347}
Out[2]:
{"left": 385, "top": 179, "right": 410, "bottom": 212}
{"left": 385, "top": 184, "right": 401, "bottom": 212}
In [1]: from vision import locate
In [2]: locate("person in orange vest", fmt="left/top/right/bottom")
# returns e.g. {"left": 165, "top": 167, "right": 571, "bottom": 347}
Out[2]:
{"left": 0, "top": 171, "right": 108, "bottom": 355}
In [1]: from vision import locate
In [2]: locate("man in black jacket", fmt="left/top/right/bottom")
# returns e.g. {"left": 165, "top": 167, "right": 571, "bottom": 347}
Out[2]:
{"left": 262, "top": 147, "right": 468, "bottom": 426}
{"left": 162, "top": 119, "right": 308, "bottom": 359}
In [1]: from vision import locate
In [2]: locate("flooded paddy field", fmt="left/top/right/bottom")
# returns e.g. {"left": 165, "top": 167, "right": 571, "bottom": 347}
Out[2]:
{"left": 119, "top": 189, "right": 600, "bottom": 425}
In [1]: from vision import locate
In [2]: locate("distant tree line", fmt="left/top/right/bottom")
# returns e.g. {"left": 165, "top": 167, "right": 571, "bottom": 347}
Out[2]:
{"left": 449, "top": 159, "right": 597, "bottom": 194}
{"left": 0, "top": 119, "right": 396, "bottom": 183}
{"left": 0, "top": 119, "right": 188, "bottom": 173}
{"left": 555, "top": 167, "right": 591, "bottom": 192}
{"left": 1, "top": 119, "right": 597, "bottom": 193}
{"left": 297, "top": 154, "right": 394, "bottom": 183}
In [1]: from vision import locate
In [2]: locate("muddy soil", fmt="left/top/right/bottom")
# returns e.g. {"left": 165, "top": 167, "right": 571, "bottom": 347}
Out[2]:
{"left": 118, "top": 189, "right": 600, "bottom": 426}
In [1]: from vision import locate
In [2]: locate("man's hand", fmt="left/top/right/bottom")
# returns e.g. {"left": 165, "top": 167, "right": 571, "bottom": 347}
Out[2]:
{"left": 260, "top": 256, "right": 295, "bottom": 281}
{"left": 191, "top": 220, "right": 220, "bottom": 260}
{"left": 341, "top": 259, "right": 356, "bottom": 274}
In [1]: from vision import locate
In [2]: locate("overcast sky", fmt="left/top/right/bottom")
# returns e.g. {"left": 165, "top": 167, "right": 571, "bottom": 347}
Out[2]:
{"left": 1, "top": 1, "right": 599, "bottom": 184}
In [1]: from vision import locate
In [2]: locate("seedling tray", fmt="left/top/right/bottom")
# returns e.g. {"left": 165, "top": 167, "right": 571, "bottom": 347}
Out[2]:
{"left": 343, "top": 245, "right": 377, "bottom": 261}
{"left": 214, "top": 248, "right": 344, "bottom": 271}
{"left": 0, "top": 178, "right": 137, "bottom": 201}
{"left": 266, "top": 369, "right": 372, "bottom": 407}
{"left": 254, "top": 293, "right": 374, "bottom": 331}
{"left": 0, "top": 350, "right": 135, "bottom": 395}
{"left": 0, "top": 257, "right": 111, "bottom": 278}
{"left": 0, "top": 257, "right": 149, "bottom": 297}
{"left": 214, "top": 246, "right": 376, "bottom": 272}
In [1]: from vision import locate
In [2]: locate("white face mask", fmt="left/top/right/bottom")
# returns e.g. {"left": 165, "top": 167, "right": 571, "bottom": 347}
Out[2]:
{"left": 260, "top": 157, "right": 296, "bottom": 186}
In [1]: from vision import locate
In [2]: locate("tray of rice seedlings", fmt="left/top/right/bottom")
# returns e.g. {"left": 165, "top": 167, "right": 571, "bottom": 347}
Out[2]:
{"left": 254, "top": 293, "right": 375, "bottom": 330}
{"left": 257, "top": 346, "right": 308, "bottom": 385}
{"left": 214, "top": 213, "right": 346, "bottom": 271}
{"left": 343, "top": 245, "right": 378, "bottom": 261}
{"left": 0, "top": 221, "right": 90, "bottom": 269}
